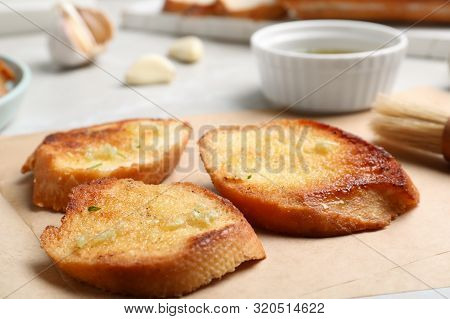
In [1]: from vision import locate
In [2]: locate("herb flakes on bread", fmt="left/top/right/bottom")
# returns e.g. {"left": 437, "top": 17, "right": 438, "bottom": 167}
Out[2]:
{"left": 22, "top": 118, "right": 191, "bottom": 212}
{"left": 199, "top": 119, "right": 419, "bottom": 237}
{"left": 40, "top": 178, "right": 265, "bottom": 297}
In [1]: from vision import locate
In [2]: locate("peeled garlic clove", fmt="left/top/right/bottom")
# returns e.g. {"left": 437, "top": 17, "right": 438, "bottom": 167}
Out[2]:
{"left": 125, "top": 55, "right": 175, "bottom": 85}
{"left": 48, "top": 2, "right": 114, "bottom": 68}
{"left": 168, "top": 36, "right": 204, "bottom": 63}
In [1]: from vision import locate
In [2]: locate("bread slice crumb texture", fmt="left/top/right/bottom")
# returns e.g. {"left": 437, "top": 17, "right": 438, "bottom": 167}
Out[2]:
{"left": 41, "top": 179, "right": 265, "bottom": 297}
{"left": 22, "top": 118, "right": 191, "bottom": 212}
{"left": 199, "top": 119, "right": 419, "bottom": 237}
{"left": 205, "top": 121, "right": 349, "bottom": 188}
{"left": 53, "top": 181, "right": 237, "bottom": 259}
{"left": 49, "top": 119, "right": 187, "bottom": 171}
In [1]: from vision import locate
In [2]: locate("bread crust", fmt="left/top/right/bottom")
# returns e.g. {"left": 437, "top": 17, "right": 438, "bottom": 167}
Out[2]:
{"left": 281, "top": 0, "right": 450, "bottom": 24}
{"left": 163, "top": 0, "right": 217, "bottom": 15}
{"left": 163, "top": 0, "right": 286, "bottom": 20}
{"left": 216, "top": 0, "right": 286, "bottom": 20}
{"left": 22, "top": 118, "right": 191, "bottom": 212}
{"left": 199, "top": 119, "right": 419, "bottom": 237}
{"left": 40, "top": 179, "right": 265, "bottom": 297}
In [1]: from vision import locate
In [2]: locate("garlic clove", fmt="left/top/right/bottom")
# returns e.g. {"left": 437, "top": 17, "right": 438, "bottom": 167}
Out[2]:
{"left": 61, "top": 2, "right": 97, "bottom": 55}
{"left": 168, "top": 36, "right": 204, "bottom": 63}
{"left": 78, "top": 7, "right": 114, "bottom": 47}
{"left": 125, "top": 55, "right": 176, "bottom": 85}
{"left": 48, "top": 2, "right": 114, "bottom": 68}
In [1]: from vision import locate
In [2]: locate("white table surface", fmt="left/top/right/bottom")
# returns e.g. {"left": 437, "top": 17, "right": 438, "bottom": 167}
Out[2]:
{"left": 0, "top": 0, "right": 449, "bottom": 299}
{"left": 2, "top": 30, "right": 449, "bottom": 136}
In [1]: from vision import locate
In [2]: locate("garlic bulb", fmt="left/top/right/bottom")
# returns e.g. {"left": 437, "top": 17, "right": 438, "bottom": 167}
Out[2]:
{"left": 48, "top": 2, "right": 114, "bottom": 68}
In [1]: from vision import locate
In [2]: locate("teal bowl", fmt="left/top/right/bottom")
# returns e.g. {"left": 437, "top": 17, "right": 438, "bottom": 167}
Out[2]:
{"left": 0, "top": 56, "right": 31, "bottom": 130}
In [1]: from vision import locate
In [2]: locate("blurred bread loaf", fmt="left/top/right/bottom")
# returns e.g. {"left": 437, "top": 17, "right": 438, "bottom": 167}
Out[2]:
{"left": 164, "top": 0, "right": 286, "bottom": 20}
{"left": 281, "top": 0, "right": 450, "bottom": 23}
{"left": 216, "top": 0, "right": 286, "bottom": 20}
{"left": 163, "top": 0, "right": 217, "bottom": 15}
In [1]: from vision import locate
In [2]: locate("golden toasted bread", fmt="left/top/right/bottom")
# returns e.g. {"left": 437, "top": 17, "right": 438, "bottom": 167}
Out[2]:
{"left": 22, "top": 119, "right": 191, "bottom": 212}
{"left": 163, "top": 0, "right": 217, "bottom": 15}
{"left": 216, "top": 0, "right": 286, "bottom": 20}
{"left": 163, "top": 0, "right": 286, "bottom": 20}
{"left": 40, "top": 178, "right": 265, "bottom": 297}
{"left": 199, "top": 119, "right": 419, "bottom": 237}
{"left": 281, "top": 0, "right": 450, "bottom": 24}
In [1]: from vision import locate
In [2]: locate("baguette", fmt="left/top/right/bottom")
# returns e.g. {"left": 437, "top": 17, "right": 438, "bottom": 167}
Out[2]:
{"left": 163, "top": 0, "right": 286, "bottom": 20}
{"left": 40, "top": 178, "right": 265, "bottom": 297}
{"left": 22, "top": 118, "right": 191, "bottom": 212}
{"left": 163, "top": 0, "right": 217, "bottom": 15}
{"left": 216, "top": 0, "right": 286, "bottom": 20}
{"left": 281, "top": 0, "right": 450, "bottom": 24}
{"left": 199, "top": 119, "right": 419, "bottom": 237}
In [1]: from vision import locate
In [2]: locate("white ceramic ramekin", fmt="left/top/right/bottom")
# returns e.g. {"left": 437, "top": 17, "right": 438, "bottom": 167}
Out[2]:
{"left": 251, "top": 20, "right": 408, "bottom": 113}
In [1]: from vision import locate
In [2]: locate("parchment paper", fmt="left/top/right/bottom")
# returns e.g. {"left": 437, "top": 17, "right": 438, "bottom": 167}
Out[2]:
{"left": 1, "top": 87, "right": 449, "bottom": 299}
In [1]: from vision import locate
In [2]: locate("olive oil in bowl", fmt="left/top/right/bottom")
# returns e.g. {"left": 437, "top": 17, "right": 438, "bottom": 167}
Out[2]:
{"left": 303, "top": 49, "right": 364, "bottom": 54}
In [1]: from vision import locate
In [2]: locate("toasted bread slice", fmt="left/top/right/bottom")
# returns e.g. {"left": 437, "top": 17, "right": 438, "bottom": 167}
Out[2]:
{"left": 216, "top": 0, "right": 286, "bottom": 20}
{"left": 40, "top": 178, "right": 265, "bottom": 297}
{"left": 163, "top": 0, "right": 217, "bottom": 15}
{"left": 281, "top": 0, "right": 450, "bottom": 24}
{"left": 163, "top": 0, "right": 286, "bottom": 20}
{"left": 199, "top": 119, "right": 419, "bottom": 237}
{"left": 22, "top": 119, "right": 191, "bottom": 212}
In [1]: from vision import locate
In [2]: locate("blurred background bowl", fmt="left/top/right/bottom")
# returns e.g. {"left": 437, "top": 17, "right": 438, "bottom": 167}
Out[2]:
{"left": 0, "top": 55, "right": 31, "bottom": 130}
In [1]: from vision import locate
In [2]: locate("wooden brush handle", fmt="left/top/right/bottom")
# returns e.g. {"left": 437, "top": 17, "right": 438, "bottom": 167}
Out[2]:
{"left": 443, "top": 119, "right": 450, "bottom": 162}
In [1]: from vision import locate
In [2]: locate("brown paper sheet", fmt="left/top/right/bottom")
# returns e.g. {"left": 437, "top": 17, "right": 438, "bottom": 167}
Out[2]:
{"left": 0, "top": 87, "right": 449, "bottom": 299}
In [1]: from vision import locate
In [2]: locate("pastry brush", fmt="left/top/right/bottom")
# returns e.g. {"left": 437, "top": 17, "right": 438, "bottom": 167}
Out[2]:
{"left": 371, "top": 94, "right": 450, "bottom": 162}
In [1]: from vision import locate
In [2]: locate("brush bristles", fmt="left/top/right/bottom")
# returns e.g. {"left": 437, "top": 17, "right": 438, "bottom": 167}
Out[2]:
{"left": 371, "top": 95, "right": 448, "bottom": 155}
